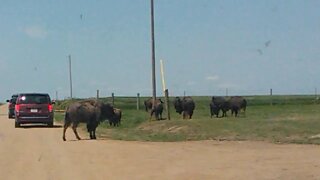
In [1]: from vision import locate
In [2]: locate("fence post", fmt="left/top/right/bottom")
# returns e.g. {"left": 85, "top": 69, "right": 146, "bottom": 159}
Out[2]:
{"left": 270, "top": 88, "right": 273, "bottom": 106}
{"left": 137, "top": 93, "right": 140, "bottom": 110}
{"left": 315, "top": 88, "right": 318, "bottom": 104}
{"left": 165, "top": 89, "right": 170, "bottom": 120}
{"left": 112, "top": 93, "right": 115, "bottom": 106}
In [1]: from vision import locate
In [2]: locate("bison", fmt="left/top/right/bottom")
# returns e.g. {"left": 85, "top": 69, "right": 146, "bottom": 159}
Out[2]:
{"left": 210, "top": 96, "right": 229, "bottom": 118}
{"left": 62, "top": 100, "right": 115, "bottom": 141}
{"left": 144, "top": 98, "right": 153, "bottom": 112}
{"left": 228, "top": 96, "right": 247, "bottom": 117}
{"left": 145, "top": 98, "right": 164, "bottom": 120}
{"left": 109, "top": 108, "right": 122, "bottom": 127}
{"left": 173, "top": 96, "right": 195, "bottom": 119}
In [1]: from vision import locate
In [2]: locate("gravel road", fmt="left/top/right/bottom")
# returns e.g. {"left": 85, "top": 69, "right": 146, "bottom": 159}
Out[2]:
{"left": 0, "top": 105, "right": 319, "bottom": 180}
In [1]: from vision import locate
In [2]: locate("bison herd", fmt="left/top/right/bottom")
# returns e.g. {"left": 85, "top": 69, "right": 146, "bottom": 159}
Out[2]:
{"left": 144, "top": 96, "right": 246, "bottom": 120}
{"left": 210, "top": 96, "right": 247, "bottom": 118}
{"left": 62, "top": 96, "right": 246, "bottom": 141}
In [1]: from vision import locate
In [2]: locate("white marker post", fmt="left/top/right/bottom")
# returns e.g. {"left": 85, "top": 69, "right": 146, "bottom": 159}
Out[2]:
{"left": 160, "top": 59, "right": 166, "bottom": 92}
{"left": 160, "top": 59, "right": 170, "bottom": 120}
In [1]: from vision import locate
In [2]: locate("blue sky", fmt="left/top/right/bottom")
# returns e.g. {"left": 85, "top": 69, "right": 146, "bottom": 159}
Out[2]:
{"left": 1, "top": 0, "right": 320, "bottom": 101}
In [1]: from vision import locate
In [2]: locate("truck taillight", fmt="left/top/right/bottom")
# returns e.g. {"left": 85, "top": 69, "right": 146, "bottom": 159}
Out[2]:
{"left": 15, "top": 104, "right": 20, "bottom": 112}
{"left": 48, "top": 104, "right": 53, "bottom": 112}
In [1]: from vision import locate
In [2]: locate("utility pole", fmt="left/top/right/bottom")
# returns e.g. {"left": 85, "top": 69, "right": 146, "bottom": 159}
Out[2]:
{"left": 96, "top": 90, "right": 99, "bottom": 99}
{"left": 55, "top": 90, "right": 58, "bottom": 100}
{"left": 150, "top": 0, "right": 157, "bottom": 111}
{"left": 68, "top": 55, "right": 73, "bottom": 99}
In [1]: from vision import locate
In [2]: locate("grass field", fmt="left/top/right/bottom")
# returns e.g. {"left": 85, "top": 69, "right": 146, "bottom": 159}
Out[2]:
{"left": 54, "top": 95, "right": 320, "bottom": 144}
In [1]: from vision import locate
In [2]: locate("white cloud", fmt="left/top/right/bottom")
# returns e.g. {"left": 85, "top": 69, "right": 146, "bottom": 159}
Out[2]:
{"left": 24, "top": 25, "right": 48, "bottom": 39}
{"left": 206, "top": 75, "right": 220, "bottom": 81}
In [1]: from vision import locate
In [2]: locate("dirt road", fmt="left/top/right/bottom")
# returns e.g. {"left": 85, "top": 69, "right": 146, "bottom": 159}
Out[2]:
{"left": 0, "top": 105, "right": 320, "bottom": 180}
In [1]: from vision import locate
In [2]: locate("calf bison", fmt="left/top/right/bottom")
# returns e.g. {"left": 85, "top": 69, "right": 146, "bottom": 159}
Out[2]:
{"left": 62, "top": 100, "right": 115, "bottom": 141}
{"left": 173, "top": 96, "right": 195, "bottom": 119}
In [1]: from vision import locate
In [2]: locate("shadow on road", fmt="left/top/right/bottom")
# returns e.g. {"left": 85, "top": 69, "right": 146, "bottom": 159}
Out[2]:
{"left": 63, "top": 137, "right": 111, "bottom": 142}
{"left": 19, "top": 124, "right": 62, "bottom": 129}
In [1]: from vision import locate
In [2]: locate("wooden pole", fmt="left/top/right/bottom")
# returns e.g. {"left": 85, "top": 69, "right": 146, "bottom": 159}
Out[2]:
{"left": 112, "top": 93, "right": 115, "bottom": 106}
{"left": 165, "top": 89, "right": 170, "bottom": 120}
{"left": 150, "top": 0, "right": 157, "bottom": 112}
{"left": 68, "top": 55, "right": 73, "bottom": 99}
{"left": 270, "top": 88, "right": 273, "bottom": 106}
{"left": 137, "top": 93, "right": 140, "bottom": 110}
{"left": 55, "top": 90, "right": 58, "bottom": 101}
{"left": 96, "top": 90, "right": 99, "bottom": 99}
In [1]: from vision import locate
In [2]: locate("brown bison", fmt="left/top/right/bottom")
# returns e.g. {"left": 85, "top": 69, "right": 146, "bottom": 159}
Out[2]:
{"left": 109, "top": 108, "right": 122, "bottom": 126}
{"left": 62, "top": 100, "right": 115, "bottom": 141}
{"left": 144, "top": 98, "right": 153, "bottom": 112}
{"left": 144, "top": 98, "right": 164, "bottom": 120}
{"left": 210, "top": 96, "right": 229, "bottom": 118}
{"left": 173, "top": 96, "right": 195, "bottom": 119}
{"left": 228, "top": 96, "right": 247, "bottom": 117}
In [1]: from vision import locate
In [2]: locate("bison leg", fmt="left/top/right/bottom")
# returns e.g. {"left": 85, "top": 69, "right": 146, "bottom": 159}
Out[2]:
{"left": 89, "top": 131, "right": 95, "bottom": 139}
{"left": 72, "top": 123, "right": 81, "bottom": 140}
{"left": 234, "top": 110, "right": 238, "bottom": 117}
{"left": 115, "top": 119, "right": 119, "bottom": 126}
{"left": 216, "top": 109, "right": 220, "bottom": 118}
{"left": 231, "top": 107, "right": 239, "bottom": 117}
{"left": 155, "top": 111, "right": 160, "bottom": 120}
{"left": 189, "top": 111, "right": 194, "bottom": 119}
{"left": 222, "top": 110, "right": 226, "bottom": 117}
{"left": 87, "top": 123, "right": 93, "bottom": 139}
{"left": 89, "top": 126, "right": 97, "bottom": 139}
{"left": 63, "top": 112, "right": 72, "bottom": 141}
{"left": 62, "top": 124, "right": 69, "bottom": 141}
{"left": 182, "top": 111, "right": 186, "bottom": 119}
{"left": 150, "top": 109, "right": 156, "bottom": 120}
{"left": 88, "top": 122, "right": 98, "bottom": 139}
{"left": 62, "top": 121, "right": 72, "bottom": 141}
{"left": 87, "top": 122, "right": 97, "bottom": 139}
{"left": 92, "top": 129, "right": 97, "bottom": 139}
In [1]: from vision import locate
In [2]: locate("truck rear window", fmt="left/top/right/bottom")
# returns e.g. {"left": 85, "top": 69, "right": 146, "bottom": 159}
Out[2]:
{"left": 18, "top": 94, "right": 50, "bottom": 104}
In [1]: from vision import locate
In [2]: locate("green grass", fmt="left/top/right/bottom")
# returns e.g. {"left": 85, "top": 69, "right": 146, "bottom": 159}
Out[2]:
{"left": 54, "top": 95, "right": 320, "bottom": 144}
